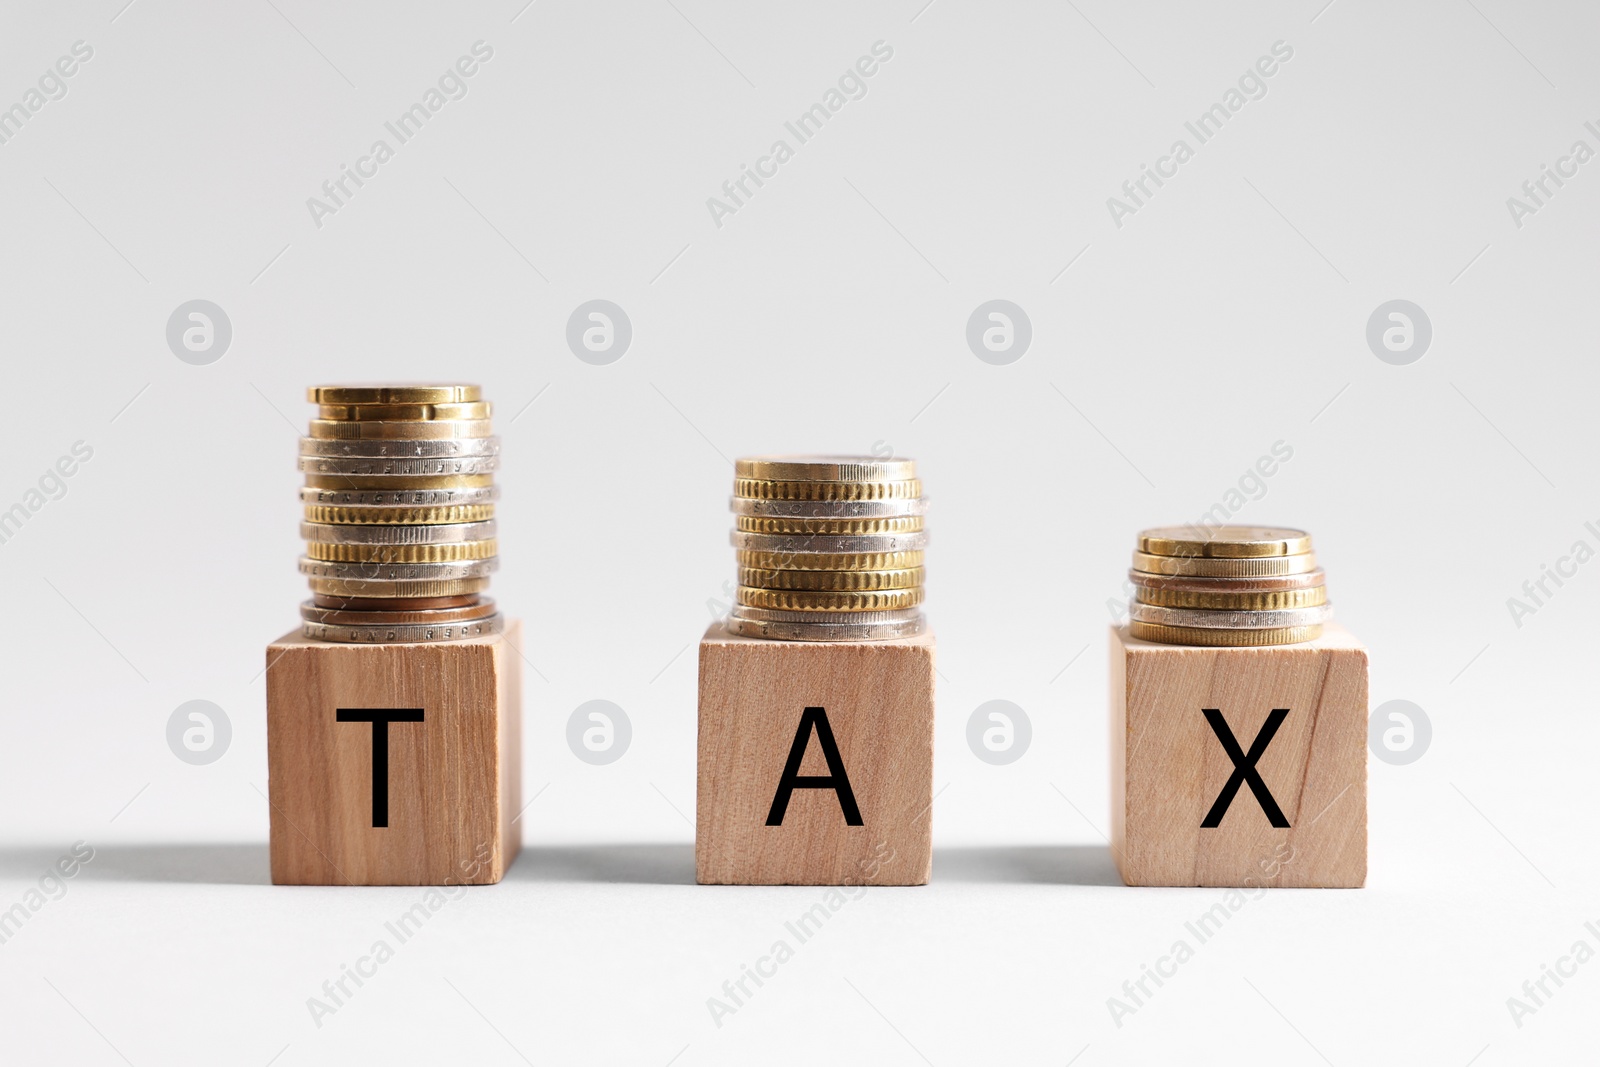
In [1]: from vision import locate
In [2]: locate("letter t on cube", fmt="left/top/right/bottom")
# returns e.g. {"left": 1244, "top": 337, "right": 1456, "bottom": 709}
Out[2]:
{"left": 265, "top": 622, "right": 523, "bottom": 885}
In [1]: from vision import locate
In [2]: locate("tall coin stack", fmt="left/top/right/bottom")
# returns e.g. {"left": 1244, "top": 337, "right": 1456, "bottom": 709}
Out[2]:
{"left": 1127, "top": 525, "right": 1329, "bottom": 645}
{"left": 728, "top": 456, "right": 927, "bottom": 641}
{"left": 296, "top": 384, "right": 502, "bottom": 643}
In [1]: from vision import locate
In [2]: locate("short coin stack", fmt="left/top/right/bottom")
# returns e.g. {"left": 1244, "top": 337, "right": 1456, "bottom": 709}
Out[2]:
{"left": 296, "top": 384, "right": 502, "bottom": 643}
{"left": 1127, "top": 525, "right": 1329, "bottom": 646}
{"left": 728, "top": 456, "right": 927, "bottom": 642}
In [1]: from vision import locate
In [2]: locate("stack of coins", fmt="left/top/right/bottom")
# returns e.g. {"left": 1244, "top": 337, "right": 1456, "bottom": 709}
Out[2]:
{"left": 296, "top": 384, "right": 502, "bottom": 643}
{"left": 728, "top": 456, "right": 927, "bottom": 641}
{"left": 1127, "top": 525, "right": 1329, "bottom": 646}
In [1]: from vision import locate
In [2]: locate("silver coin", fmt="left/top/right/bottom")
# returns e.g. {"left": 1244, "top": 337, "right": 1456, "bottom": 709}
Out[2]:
{"left": 299, "top": 436, "right": 501, "bottom": 459}
{"left": 725, "top": 613, "right": 925, "bottom": 642}
{"left": 300, "top": 485, "right": 500, "bottom": 507}
{"left": 1127, "top": 603, "right": 1333, "bottom": 629}
{"left": 298, "top": 454, "right": 500, "bottom": 477}
{"left": 301, "top": 519, "right": 496, "bottom": 545}
{"left": 734, "top": 456, "right": 918, "bottom": 482}
{"left": 303, "top": 613, "right": 503, "bottom": 644}
{"left": 731, "top": 605, "right": 923, "bottom": 625}
{"left": 730, "top": 531, "right": 930, "bottom": 554}
{"left": 728, "top": 496, "right": 929, "bottom": 519}
{"left": 298, "top": 556, "right": 499, "bottom": 580}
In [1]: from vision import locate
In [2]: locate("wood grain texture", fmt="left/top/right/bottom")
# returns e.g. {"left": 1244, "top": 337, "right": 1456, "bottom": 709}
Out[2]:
{"left": 1110, "top": 622, "right": 1367, "bottom": 888}
{"left": 266, "top": 619, "right": 522, "bottom": 886}
{"left": 697, "top": 621, "right": 934, "bottom": 886}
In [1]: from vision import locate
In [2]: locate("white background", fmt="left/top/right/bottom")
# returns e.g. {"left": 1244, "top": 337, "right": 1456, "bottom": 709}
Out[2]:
{"left": 1, "top": 0, "right": 1596, "bottom": 1062}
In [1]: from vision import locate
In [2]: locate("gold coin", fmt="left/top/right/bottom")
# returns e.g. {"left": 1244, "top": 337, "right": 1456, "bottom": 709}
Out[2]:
{"left": 737, "top": 566, "right": 924, "bottom": 591}
{"left": 1133, "top": 584, "right": 1327, "bottom": 611}
{"left": 304, "top": 503, "right": 495, "bottom": 525}
{"left": 735, "top": 515, "right": 924, "bottom": 536}
{"left": 307, "top": 576, "right": 490, "bottom": 598}
{"left": 1132, "top": 551, "right": 1319, "bottom": 577}
{"left": 735, "top": 478, "right": 921, "bottom": 501}
{"left": 316, "top": 401, "right": 492, "bottom": 421}
{"left": 1129, "top": 621, "right": 1322, "bottom": 646}
{"left": 304, "top": 540, "right": 498, "bottom": 563}
{"left": 736, "top": 549, "right": 924, "bottom": 571}
{"left": 1138, "top": 525, "right": 1311, "bottom": 559}
{"left": 734, "top": 456, "right": 917, "bottom": 482}
{"left": 737, "top": 586, "right": 924, "bottom": 612}
{"left": 1129, "top": 568, "right": 1327, "bottom": 593}
{"left": 307, "top": 419, "right": 494, "bottom": 440}
{"left": 302, "top": 473, "right": 495, "bottom": 491}
{"left": 307, "top": 384, "right": 482, "bottom": 405}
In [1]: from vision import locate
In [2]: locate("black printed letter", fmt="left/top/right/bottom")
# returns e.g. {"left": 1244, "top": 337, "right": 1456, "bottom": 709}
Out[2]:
{"left": 766, "top": 707, "right": 862, "bottom": 826}
{"left": 336, "top": 708, "right": 424, "bottom": 827}
{"left": 1200, "top": 708, "right": 1290, "bottom": 828}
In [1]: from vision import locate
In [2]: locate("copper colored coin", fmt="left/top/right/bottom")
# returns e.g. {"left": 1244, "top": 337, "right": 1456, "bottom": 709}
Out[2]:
{"left": 299, "top": 597, "right": 497, "bottom": 627}
{"left": 1128, "top": 568, "right": 1327, "bottom": 593}
{"left": 311, "top": 593, "right": 480, "bottom": 611}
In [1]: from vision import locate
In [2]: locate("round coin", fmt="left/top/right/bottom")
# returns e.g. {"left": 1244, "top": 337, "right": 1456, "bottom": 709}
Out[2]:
{"left": 301, "top": 486, "right": 500, "bottom": 507}
{"left": 300, "top": 519, "right": 496, "bottom": 545}
{"left": 303, "top": 473, "right": 495, "bottom": 491}
{"left": 307, "top": 418, "right": 494, "bottom": 440}
{"left": 1139, "top": 525, "right": 1312, "bottom": 559}
{"left": 1128, "top": 603, "right": 1332, "bottom": 629}
{"left": 737, "top": 549, "right": 923, "bottom": 571}
{"left": 300, "top": 436, "right": 500, "bottom": 459}
{"left": 735, "top": 478, "right": 922, "bottom": 501}
{"left": 737, "top": 586, "right": 924, "bottom": 612}
{"left": 298, "top": 455, "right": 499, "bottom": 477}
{"left": 304, "top": 503, "right": 495, "bottom": 525}
{"left": 731, "top": 604, "right": 922, "bottom": 625}
{"left": 307, "top": 576, "right": 491, "bottom": 598}
{"left": 298, "top": 557, "right": 498, "bottom": 580}
{"left": 301, "top": 597, "right": 498, "bottom": 626}
{"left": 731, "top": 531, "right": 929, "bottom": 554}
{"left": 729, "top": 496, "right": 929, "bottom": 519}
{"left": 303, "top": 614, "right": 503, "bottom": 644}
{"left": 737, "top": 566, "right": 924, "bottom": 591}
{"left": 1128, "top": 621, "right": 1322, "bottom": 646}
{"left": 1128, "top": 568, "right": 1326, "bottom": 594}
{"left": 726, "top": 615, "right": 925, "bottom": 642}
{"left": 304, "top": 539, "right": 497, "bottom": 563}
{"left": 1133, "top": 583, "right": 1327, "bottom": 611}
{"left": 1132, "top": 551, "right": 1319, "bottom": 578}
{"left": 736, "top": 515, "right": 924, "bottom": 536}
{"left": 734, "top": 456, "right": 918, "bottom": 483}
{"left": 307, "top": 384, "right": 482, "bottom": 405}
{"left": 317, "top": 401, "right": 491, "bottom": 421}
{"left": 311, "top": 593, "right": 480, "bottom": 611}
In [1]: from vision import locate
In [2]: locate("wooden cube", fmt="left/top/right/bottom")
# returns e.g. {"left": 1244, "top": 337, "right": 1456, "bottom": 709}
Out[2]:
{"left": 696, "top": 621, "right": 935, "bottom": 886}
{"left": 265, "top": 620, "right": 523, "bottom": 885}
{"left": 1109, "top": 622, "right": 1367, "bottom": 888}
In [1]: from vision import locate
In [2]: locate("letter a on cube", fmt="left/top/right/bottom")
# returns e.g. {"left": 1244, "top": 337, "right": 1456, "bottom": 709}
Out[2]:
{"left": 696, "top": 622, "right": 934, "bottom": 885}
